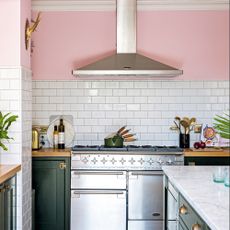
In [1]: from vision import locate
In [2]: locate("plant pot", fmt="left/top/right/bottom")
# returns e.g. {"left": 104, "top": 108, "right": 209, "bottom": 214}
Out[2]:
{"left": 179, "top": 134, "right": 190, "bottom": 148}
{"left": 104, "top": 134, "right": 124, "bottom": 148}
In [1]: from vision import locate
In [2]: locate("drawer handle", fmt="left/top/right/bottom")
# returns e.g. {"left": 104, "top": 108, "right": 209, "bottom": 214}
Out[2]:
{"left": 192, "top": 223, "right": 201, "bottom": 230}
{"left": 179, "top": 204, "right": 188, "bottom": 215}
{"left": 152, "top": 212, "right": 161, "bottom": 217}
{"left": 4, "top": 185, "right": 11, "bottom": 190}
{"left": 73, "top": 171, "right": 124, "bottom": 176}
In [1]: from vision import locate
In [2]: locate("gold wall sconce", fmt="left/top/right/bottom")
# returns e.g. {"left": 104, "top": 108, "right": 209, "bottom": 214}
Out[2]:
{"left": 25, "top": 12, "right": 41, "bottom": 50}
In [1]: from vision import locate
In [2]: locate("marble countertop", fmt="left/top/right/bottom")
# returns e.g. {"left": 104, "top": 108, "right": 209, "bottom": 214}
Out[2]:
{"left": 162, "top": 166, "right": 229, "bottom": 230}
{"left": 0, "top": 164, "right": 21, "bottom": 184}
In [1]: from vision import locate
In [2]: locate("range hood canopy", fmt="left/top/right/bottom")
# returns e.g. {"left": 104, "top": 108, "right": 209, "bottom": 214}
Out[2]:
{"left": 72, "top": 0, "right": 183, "bottom": 77}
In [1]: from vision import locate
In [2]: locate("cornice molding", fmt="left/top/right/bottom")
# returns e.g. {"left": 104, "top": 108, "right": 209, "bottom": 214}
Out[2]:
{"left": 32, "top": 0, "right": 229, "bottom": 11}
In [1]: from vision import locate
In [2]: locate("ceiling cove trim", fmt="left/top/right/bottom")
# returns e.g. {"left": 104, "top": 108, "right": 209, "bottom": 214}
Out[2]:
{"left": 32, "top": 0, "right": 229, "bottom": 11}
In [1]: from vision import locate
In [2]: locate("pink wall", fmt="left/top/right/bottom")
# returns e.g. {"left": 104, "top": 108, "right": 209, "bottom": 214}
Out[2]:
{"left": 0, "top": 0, "right": 31, "bottom": 67}
{"left": 20, "top": 0, "right": 31, "bottom": 68}
{"left": 32, "top": 11, "right": 229, "bottom": 80}
{"left": 0, "top": 0, "right": 20, "bottom": 66}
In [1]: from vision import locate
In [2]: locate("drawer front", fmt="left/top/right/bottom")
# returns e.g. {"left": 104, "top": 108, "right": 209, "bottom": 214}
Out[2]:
{"left": 128, "top": 220, "right": 163, "bottom": 230}
{"left": 179, "top": 219, "right": 188, "bottom": 230}
{"left": 179, "top": 195, "right": 205, "bottom": 230}
{"left": 71, "top": 190, "right": 126, "bottom": 230}
{"left": 71, "top": 170, "right": 126, "bottom": 189}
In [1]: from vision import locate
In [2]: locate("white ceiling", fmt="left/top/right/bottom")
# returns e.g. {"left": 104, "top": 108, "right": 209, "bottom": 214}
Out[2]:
{"left": 32, "top": 0, "right": 229, "bottom": 11}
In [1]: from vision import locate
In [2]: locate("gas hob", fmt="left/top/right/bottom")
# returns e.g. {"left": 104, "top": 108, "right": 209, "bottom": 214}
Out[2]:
{"left": 72, "top": 145, "right": 183, "bottom": 153}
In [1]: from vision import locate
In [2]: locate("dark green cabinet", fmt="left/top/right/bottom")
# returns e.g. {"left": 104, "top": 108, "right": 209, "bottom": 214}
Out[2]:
{"left": 32, "top": 157, "right": 70, "bottom": 230}
{"left": 179, "top": 194, "right": 211, "bottom": 230}
{"left": 0, "top": 176, "right": 16, "bottom": 230}
{"left": 184, "top": 156, "right": 230, "bottom": 166}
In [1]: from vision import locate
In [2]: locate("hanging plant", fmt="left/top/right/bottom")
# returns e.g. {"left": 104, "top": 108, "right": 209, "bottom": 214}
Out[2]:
{"left": 213, "top": 113, "right": 230, "bottom": 140}
{"left": 0, "top": 112, "right": 18, "bottom": 151}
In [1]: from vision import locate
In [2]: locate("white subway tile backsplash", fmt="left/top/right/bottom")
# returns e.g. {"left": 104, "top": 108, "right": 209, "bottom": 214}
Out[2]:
{"left": 92, "top": 81, "right": 106, "bottom": 88}
{"left": 32, "top": 80, "right": 229, "bottom": 146}
{"left": 0, "top": 79, "right": 10, "bottom": 89}
{"left": 71, "top": 89, "right": 84, "bottom": 96}
{"left": 119, "top": 96, "right": 134, "bottom": 103}
{"left": 190, "top": 81, "right": 204, "bottom": 88}
{"left": 106, "top": 81, "right": 119, "bottom": 88}
{"left": 127, "top": 89, "right": 141, "bottom": 96}
{"left": 92, "top": 97, "right": 106, "bottom": 103}
{"left": 134, "top": 81, "right": 148, "bottom": 88}
{"left": 127, "top": 104, "right": 140, "bottom": 111}
{"left": 113, "top": 89, "right": 127, "bottom": 96}
{"left": 119, "top": 81, "right": 134, "bottom": 88}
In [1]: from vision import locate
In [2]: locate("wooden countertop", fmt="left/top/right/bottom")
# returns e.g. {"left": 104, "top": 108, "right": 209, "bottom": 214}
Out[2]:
{"left": 0, "top": 165, "right": 21, "bottom": 184}
{"left": 32, "top": 147, "right": 230, "bottom": 157}
{"left": 32, "top": 148, "right": 71, "bottom": 157}
{"left": 184, "top": 148, "right": 230, "bottom": 157}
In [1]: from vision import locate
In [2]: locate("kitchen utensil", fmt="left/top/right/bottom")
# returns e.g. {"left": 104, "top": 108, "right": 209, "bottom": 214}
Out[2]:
{"left": 120, "top": 129, "right": 131, "bottom": 137}
{"left": 104, "top": 133, "right": 124, "bottom": 148}
{"left": 47, "top": 116, "right": 75, "bottom": 147}
{"left": 117, "top": 126, "right": 127, "bottom": 135}
{"left": 170, "top": 126, "right": 179, "bottom": 131}
{"left": 32, "top": 127, "right": 41, "bottom": 150}
{"left": 173, "top": 121, "right": 180, "bottom": 132}
{"left": 122, "top": 133, "right": 136, "bottom": 139}
{"left": 174, "top": 116, "right": 181, "bottom": 132}
{"left": 180, "top": 120, "right": 190, "bottom": 134}
{"left": 124, "top": 137, "right": 137, "bottom": 142}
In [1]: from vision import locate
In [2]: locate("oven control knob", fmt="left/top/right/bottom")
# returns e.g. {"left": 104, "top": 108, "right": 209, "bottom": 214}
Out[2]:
{"left": 157, "top": 159, "right": 163, "bottom": 165}
{"left": 167, "top": 159, "right": 173, "bottom": 165}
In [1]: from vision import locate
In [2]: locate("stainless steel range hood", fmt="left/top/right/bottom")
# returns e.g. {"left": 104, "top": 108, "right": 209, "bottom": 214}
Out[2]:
{"left": 72, "top": 0, "right": 183, "bottom": 77}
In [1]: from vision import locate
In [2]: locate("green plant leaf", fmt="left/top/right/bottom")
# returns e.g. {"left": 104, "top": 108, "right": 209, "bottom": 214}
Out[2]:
{"left": 213, "top": 113, "right": 230, "bottom": 140}
{"left": 0, "top": 112, "right": 18, "bottom": 151}
{"left": 0, "top": 141, "right": 8, "bottom": 151}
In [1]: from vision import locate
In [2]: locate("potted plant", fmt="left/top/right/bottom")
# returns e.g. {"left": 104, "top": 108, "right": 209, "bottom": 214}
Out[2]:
{"left": 0, "top": 112, "right": 18, "bottom": 151}
{"left": 213, "top": 113, "right": 230, "bottom": 140}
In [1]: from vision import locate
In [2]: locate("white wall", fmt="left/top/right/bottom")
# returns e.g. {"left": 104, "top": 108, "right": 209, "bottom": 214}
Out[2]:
{"left": 0, "top": 67, "right": 32, "bottom": 230}
{"left": 32, "top": 80, "right": 229, "bottom": 147}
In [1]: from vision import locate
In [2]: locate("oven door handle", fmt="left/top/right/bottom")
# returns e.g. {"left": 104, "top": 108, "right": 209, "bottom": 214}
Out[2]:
{"left": 130, "top": 171, "right": 163, "bottom": 176}
{"left": 72, "top": 190, "right": 125, "bottom": 195}
{"left": 72, "top": 171, "right": 125, "bottom": 176}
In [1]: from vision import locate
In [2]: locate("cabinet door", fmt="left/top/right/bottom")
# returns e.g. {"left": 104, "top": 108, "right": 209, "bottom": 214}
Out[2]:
{"left": 0, "top": 177, "right": 15, "bottom": 230}
{"left": 4, "top": 181, "right": 14, "bottom": 230}
{"left": 128, "top": 171, "right": 163, "bottom": 220}
{"left": 32, "top": 159, "right": 67, "bottom": 230}
{"left": 0, "top": 183, "right": 5, "bottom": 230}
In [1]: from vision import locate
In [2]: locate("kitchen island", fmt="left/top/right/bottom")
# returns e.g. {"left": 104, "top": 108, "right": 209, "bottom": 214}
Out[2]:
{"left": 163, "top": 166, "right": 229, "bottom": 230}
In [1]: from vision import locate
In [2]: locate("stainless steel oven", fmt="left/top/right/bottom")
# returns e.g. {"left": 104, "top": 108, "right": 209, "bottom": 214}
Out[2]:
{"left": 71, "top": 170, "right": 127, "bottom": 230}
{"left": 71, "top": 146, "right": 184, "bottom": 230}
{"left": 128, "top": 171, "right": 163, "bottom": 230}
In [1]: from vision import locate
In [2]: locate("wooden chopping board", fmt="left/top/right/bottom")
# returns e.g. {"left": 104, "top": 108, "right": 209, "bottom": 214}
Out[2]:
{"left": 190, "top": 148, "right": 224, "bottom": 152}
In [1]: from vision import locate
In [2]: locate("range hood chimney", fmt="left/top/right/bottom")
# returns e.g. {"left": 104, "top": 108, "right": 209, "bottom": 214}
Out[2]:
{"left": 72, "top": 0, "right": 183, "bottom": 77}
